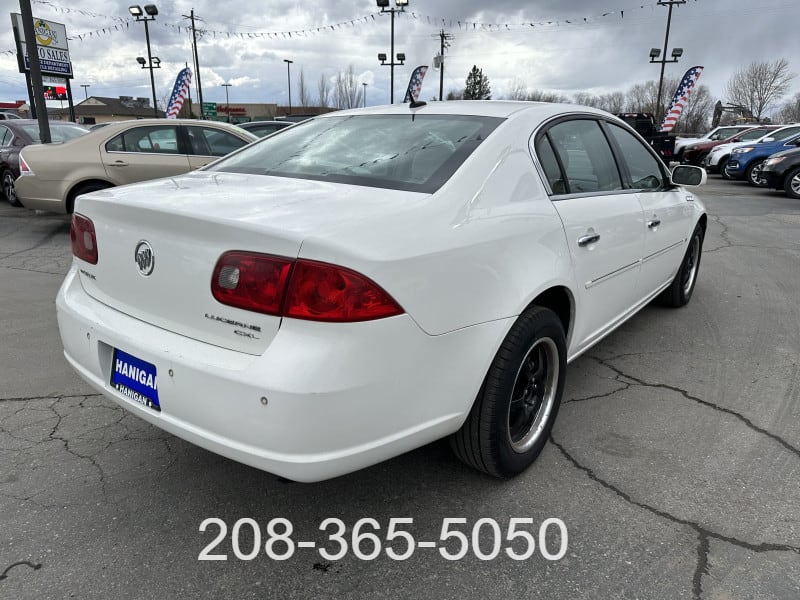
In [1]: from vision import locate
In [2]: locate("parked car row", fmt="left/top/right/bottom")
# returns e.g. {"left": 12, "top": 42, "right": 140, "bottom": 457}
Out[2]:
{"left": 680, "top": 123, "right": 800, "bottom": 199}
{"left": 1, "top": 119, "right": 258, "bottom": 211}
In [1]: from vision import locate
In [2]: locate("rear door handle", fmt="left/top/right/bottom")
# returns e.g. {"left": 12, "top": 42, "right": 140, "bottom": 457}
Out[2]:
{"left": 109, "top": 160, "right": 129, "bottom": 167}
{"left": 647, "top": 219, "right": 661, "bottom": 229}
{"left": 577, "top": 233, "right": 600, "bottom": 247}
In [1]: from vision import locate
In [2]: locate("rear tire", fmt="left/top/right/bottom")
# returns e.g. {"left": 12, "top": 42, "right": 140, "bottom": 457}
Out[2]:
{"left": 783, "top": 167, "right": 800, "bottom": 199}
{"left": 746, "top": 160, "right": 767, "bottom": 187}
{"left": 450, "top": 306, "right": 566, "bottom": 478}
{"left": 67, "top": 181, "right": 112, "bottom": 213}
{"left": 658, "top": 223, "right": 704, "bottom": 307}
{"left": 1, "top": 169, "right": 21, "bottom": 206}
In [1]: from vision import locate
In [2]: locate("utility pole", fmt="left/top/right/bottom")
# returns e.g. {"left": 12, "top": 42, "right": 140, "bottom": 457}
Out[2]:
{"left": 80, "top": 84, "right": 90, "bottom": 99}
{"left": 433, "top": 29, "right": 454, "bottom": 101}
{"left": 182, "top": 9, "right": 204, "bottom": 118}
{"left": 654, "top": 0, "right": 686, "bottom": 124}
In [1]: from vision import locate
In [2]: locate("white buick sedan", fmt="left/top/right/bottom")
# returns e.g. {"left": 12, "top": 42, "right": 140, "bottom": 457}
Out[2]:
{"left": 58, "top": 101, "right": 707, "bottom": 482}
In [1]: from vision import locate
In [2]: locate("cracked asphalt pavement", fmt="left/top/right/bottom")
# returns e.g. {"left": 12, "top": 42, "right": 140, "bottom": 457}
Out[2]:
{"left": 1, "top": 178, "right": 799, "bottom": 599}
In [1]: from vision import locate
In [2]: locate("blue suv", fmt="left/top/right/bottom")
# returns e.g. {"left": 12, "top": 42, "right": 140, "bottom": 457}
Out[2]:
{"left": 726, "top": 131, "right": 800, "bottom": 186}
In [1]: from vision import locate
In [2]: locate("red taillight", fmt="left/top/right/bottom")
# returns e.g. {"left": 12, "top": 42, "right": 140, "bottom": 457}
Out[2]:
{"left": 70, "top": 213, "right": 98, "bottom": 264}
{"left": 18, "top": 154, "right": 33, "bottom": 175}
{"left": 211, "top": 252, "right": 293, "bottom": 315}
{"left": 284, "top": 259, "right": 404, "bottom": 322}
{"left": 210, "top": 253, "right": 404, "bottom": 322}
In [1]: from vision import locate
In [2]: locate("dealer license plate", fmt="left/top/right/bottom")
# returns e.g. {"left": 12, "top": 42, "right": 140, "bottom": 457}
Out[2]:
{"left": 110, "top": 348, "right": 160, "bottom": 411}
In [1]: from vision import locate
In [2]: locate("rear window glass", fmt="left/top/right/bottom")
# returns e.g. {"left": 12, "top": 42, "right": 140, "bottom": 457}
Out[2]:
{"left": 208, "top": 114, "right": 504, "bottom": 193}
{"left": 20, "top": 123, "right": 88, "bottom": 143}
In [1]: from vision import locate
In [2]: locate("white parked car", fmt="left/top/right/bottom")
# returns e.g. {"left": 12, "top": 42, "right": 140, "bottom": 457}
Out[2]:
{"left": 705, "top": 124, "right": 800, "bottom": 176}
{"left": 674, "top": 124, "right": 753, "bottom": 156}
{"left": 57, "top": 102, "right": 707, "bottom": 482}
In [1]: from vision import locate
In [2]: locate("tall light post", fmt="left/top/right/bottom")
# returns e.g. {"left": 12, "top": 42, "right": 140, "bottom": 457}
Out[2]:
{"left": 283, "top": 59, "right": 293, "bottom": 116}
{"left": 80, "top": 84, "right": 90, "bottom": 99}
{"left": 222, "top": 83, "right": 232, "bottom": 122}
{"left": 362, "top": 82, "right": 367, "bottom": 107}
{"left": 129, "top": 4, "right": 160, "bottom": 118}
{"left": 376, "top": 0, "right": 408, "bottom": 103}
{"left": 650, "top": 0, "right": 686, "bottom": 125}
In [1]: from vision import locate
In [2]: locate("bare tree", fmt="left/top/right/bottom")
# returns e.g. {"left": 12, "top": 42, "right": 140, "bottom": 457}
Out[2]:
{"left": 317, "top": 73, "right": 331, "bottom": 108}
{"left": 674, "top": 85, "right": 714, "bottom": 134}
{"left": 777, "top": 92, "right": 800, "bottom": 123}
{"left": 724, "top": 59, "right": 796, "bottom": 120}
{"left": 297, "top": 68, "right": 311, "bottom": 108}
{"left": 332, "top": 65, "right": 363, "bottom": 109}
{"left": 506, "top": 78, "right": 528, "bottom": 101}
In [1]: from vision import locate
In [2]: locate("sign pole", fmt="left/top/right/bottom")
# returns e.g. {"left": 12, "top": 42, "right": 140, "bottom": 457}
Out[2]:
{"left": 19, "top": 0, "right": 51, "bottom": 142}
{"left": 65, "top": 78, "right": 75, "bottom": 122}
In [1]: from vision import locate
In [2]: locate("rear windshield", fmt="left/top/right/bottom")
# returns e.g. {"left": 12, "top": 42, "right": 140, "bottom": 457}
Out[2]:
{"left": 207, "top": 114, "right": 504, "bottom": 193}
{"left": 20, "top": 123, "right": 88, "bottom": 143}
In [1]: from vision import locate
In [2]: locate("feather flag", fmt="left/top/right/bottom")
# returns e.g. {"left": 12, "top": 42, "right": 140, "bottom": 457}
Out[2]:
{"left": 403, "top": 65, "right": 429, "bottom": 103}
{"left": 660, "top": 65, "right": 704, "bottom": 132}
{"left": 165, "top": 67, "right": 192, "bottom": 119}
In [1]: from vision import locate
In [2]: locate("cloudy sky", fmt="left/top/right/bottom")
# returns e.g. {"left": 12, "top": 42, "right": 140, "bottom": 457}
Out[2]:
{"left": 2, "top": 0, "right": 799, "bottom": 114}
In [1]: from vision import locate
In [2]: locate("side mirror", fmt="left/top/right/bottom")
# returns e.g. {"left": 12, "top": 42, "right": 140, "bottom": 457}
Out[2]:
{"left": 671, "top": 165, "right": 706, "bottom": 187}
{"left": 760, "top": 137, "right": 774, "bottom": 143}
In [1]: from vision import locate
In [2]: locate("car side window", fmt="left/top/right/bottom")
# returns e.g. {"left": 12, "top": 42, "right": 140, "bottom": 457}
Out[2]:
{"left": 188, "top": 127, "right": 248, "bottom": 157}
{"left": 106, "top": 126, "right": 179, "bottom": 154}
{"left": 606, "top": 123, "right": 664, "bottom": 190}
{"left": 0, "top": 126, "right": 11, "bottom": 146}
{"left": 534, "top": 135, "right": 566, "bottom": 194}
{"left": 543, "top": 119, "right": 623, "bottom": 194}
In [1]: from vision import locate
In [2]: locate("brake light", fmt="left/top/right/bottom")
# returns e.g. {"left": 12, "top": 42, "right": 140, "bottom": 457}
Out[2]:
{"left": 18, "top": 153, "right": 33, "bottom": 175}
{"left": 211, "top": 252, "right": 293, "bottom": 315}
{"left": 210, "top": 252, "right": 404, "bottom": 322}
{"left": 284, "top": 259, "right": 404, "bottom": 322}
{"left": 70, "top": 213, "right": 98, "bottom": 264}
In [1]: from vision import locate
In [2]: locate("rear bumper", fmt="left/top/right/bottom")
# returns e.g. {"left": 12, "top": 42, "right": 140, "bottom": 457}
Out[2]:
{"left": 57, "top": 265, "right": 511, "bottom": 482}
{"left": 15, "top": 175, "right": 67, "bottom": 213}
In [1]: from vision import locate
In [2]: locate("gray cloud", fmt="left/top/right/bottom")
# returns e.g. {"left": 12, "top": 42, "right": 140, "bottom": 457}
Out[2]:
{"left": 1, "top": 0, "right": 798, "bottom": 115}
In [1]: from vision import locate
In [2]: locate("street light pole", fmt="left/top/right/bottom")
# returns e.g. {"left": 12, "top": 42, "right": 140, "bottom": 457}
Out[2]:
{"left": 652, "top": 0, "right": 686, "bottom": 125}
{"left": 377, "top": 0, "right": 408, "bottom": 104}
{"left": 283, "top": 59, "right": 293, "bottom": 116}
{"left": 222, "top": 83, "right": 232, "bottom": 122}
{"left": 363, "top": 82, "right": 367, "bottom": 107}
{"left": 130, "top": 5, "right": 160, "bottom": 118}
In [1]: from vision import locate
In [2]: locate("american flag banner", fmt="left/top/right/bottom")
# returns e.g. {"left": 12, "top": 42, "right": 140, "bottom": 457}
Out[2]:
{"left": 165, "top": 67, "right": 193, "bottom": 119}
{"left": 403, "top": 65, "right": 429, "bottom": 103}
{"left": 660, "top": 65, "right": 704, "bottom": 132}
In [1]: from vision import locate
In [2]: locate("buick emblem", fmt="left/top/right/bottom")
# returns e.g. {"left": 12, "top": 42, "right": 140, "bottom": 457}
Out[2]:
{"left": 134, "top": 241, "right": 155, "bottom": 276}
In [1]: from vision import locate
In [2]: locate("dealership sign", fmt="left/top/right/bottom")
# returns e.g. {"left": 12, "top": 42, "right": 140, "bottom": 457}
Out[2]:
{"left": 11, "top": 14, "right": 73, "bottom": 78}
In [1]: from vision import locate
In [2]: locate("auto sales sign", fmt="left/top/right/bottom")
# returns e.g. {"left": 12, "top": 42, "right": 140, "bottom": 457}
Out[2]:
{"left": 11, "top": 14, "right": 73, "bottom": 78}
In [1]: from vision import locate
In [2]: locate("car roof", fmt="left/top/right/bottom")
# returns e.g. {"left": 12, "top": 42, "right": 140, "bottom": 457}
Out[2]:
{"left": 326, "top": 100, "right": 610, "bottom": 122}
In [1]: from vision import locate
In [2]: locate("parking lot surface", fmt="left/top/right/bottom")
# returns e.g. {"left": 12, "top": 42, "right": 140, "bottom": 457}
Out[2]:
{"left": 1, "top": 177, "right": 798, "bottom": 599}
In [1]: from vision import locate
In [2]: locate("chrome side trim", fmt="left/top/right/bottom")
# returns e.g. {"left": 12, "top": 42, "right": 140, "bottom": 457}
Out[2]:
{"left": 585, "top": 260, "right": 641, "bottom": 289}
{"left": 642, "top": 239, "right": 685, "bottom": 264}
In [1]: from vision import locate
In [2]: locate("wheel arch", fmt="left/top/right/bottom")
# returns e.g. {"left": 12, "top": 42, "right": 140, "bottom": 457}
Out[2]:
{"left": 66, "top": 178, "right": 114, "bottom": 213}
{"left": 521, "top": 285, "right": 575, "bottom": 348}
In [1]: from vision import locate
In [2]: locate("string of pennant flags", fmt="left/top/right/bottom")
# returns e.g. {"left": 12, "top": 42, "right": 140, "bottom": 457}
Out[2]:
{"left": 1, "top": 0, "right": 702, "bottom": 56}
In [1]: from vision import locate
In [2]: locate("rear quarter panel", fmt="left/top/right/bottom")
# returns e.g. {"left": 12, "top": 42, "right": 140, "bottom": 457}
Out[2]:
{"left": 298, "top": 114, "right": 575, "bottom": 337}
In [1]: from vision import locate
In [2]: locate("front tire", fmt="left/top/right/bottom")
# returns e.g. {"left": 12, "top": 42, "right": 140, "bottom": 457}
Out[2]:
{"left": 783, "top": 167, "right": 800, "bottom": 199}
{"left": 450, "top": 307, "right": 566, "bottom": 478}
{"left": 719, "top": 157, "right": 732, "bottom": 179}
{"left": 1, "top": 169, "right": 21, "bottom": 206}
{"left": 658, "top": 223, "right": 704, "bottom": 307}
{"left": 746, "top": 160, "right": 767, "bottom": 187}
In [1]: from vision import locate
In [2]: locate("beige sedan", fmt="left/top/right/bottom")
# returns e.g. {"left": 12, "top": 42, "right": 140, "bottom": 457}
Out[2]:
{"left": 16, "top": 119, "right": 258, "bottom": 213}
